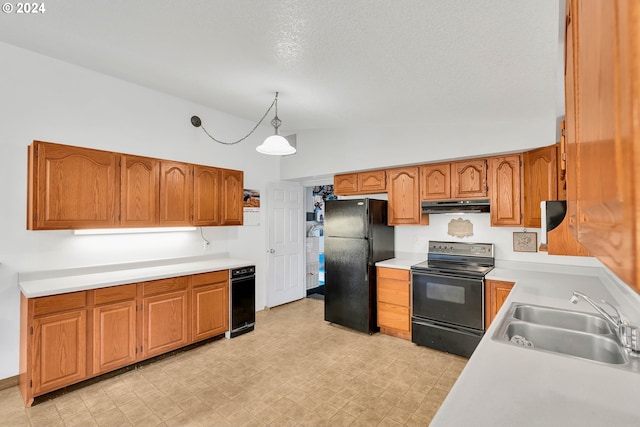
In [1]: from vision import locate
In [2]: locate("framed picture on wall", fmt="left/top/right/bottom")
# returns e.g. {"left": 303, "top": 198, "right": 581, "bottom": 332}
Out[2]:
{"left": 513, "top": 232, "right": 537, "bottom": 252}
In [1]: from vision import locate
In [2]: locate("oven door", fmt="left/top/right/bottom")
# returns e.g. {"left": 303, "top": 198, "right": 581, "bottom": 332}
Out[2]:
{"left": 411, "top": 270, "right": 484, "bottom": 330}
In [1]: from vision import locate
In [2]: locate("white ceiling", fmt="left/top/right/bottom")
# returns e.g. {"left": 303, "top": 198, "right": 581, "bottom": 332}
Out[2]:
{"left": 0, "top": 0, "right": 561, "bottom": 133}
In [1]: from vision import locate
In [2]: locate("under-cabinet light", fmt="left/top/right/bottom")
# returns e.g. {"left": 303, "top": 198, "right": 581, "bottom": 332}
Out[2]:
{"left": 73, "top": 227, "right": 197, "bottom": 235}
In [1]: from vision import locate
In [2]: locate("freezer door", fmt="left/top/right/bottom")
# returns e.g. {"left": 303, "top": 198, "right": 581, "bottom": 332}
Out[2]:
{"left": 324, "top": 237, "right": 375, "bottom": 333}
{"left": 324, "top": 199, "right": 368, "bottom": 239}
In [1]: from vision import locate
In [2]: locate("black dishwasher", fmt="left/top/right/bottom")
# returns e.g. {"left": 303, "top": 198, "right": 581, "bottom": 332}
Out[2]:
{"left": 228, "top": 266, "right": 256, "bottom": 338}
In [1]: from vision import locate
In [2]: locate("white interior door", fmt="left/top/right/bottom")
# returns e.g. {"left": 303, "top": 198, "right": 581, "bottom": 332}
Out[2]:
{"left": 266, "top": 182, "right": 305, "bottom": 307}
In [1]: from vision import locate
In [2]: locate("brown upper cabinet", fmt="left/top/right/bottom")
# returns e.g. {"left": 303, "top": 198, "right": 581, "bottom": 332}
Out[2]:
{"left": 220, "top": 168, "right": 244, "bottom": 226}
{"left": 522, "top": 144, "right": 558, "bottom": 228}
{"left": 451, "top": 159, "right": 488, "bottom": 199}
{"left": 387, "top": 166, "right": 427, "bottom": 226}
{"left": 193, "top": 166, "right": 221, "bottom": 226}
{"left": 564, "top": 0, "right": 640, "bottom": 290}
{"left": 27, "top": 141, "right": 244, "bottom": 230}
{"left": 489, "top": 155, "right": 522, "bottom": 226}
{"left": 334, "top": 170, "right": 386, "bottom": 195}
{"left": 159, "top": 161, "right": 194, "bottom": 226}
{"left": 120, "top": 155, "right": 160, "bottom": 227}
{"left": 419, "top": 163, "right": 451, "bottom": 200}
{"left": 28, "top": 141, "right": 118, "bottom": 229}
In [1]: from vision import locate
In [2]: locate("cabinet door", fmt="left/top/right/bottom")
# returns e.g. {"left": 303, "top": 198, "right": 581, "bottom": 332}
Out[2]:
{"left": 570, "top": 0, "right": 638, "bottom": 287}
{"left": 489, "top": 155, "right": 522, "bottom": 226}
{"left": 120, "top": 155, "right": 159, "bottom": 226}
{"left": 376, "top": 267, "right": 411, "bottom": 336}
{"left": 29, "top": 141, "right": 118, "bottom": 230}
{"left": 192, "top": 271, "right": 229, "bottom": 342}
{"left": 142, "top": 277, "right": 190, "bottom": 359}
{"left": 32, "top": 310, "right": 87, "bottom": 395}
{"left": 358, "top": 170, "right": 386, "bottom": 193}
{"left": 159, "top": 161, "right": 193, "bottom": 226}
{"left": 387, "top": 167, "right": 425, "bottom": 225}
{"left": 420, "top": 163, "right": 451, "bottom": 200}
{"left": 523, "top": 145, "right": 557, "bottom": 228}
{"left": 93, "top": 300, "right": 137, "bottom": 375}
{"left": 451, "top": 159, "right": 488, "bottom": 199}
{"left": 377, "top": 303, "right": 410, "bottom": 332}
{"left": 485, "top": 280, "right": 515, "bottom": 329}
{"left": 220, "top": 169, "right": 243, "bottom": 226}
{"left": 334, "top": 173, "right": 358, "bottom": 195}
{"left": 564, "top": 0, "right": 579, "bottom": 240}
{"left": 193, "top": 165, "right": 221, "bottom": 226}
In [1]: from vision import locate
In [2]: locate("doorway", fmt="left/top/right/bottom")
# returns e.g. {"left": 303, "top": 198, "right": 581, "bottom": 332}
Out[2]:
{"left": 304, "top": 185, "right": 336, "bottom": 299}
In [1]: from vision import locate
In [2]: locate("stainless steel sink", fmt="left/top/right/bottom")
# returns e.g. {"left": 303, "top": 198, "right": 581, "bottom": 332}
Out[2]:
{"left": 493, "top": 303, "right": 640, "bottom": 372}
{"left": 511, "top": 304, "right": 614, "bottom": 335}
{"left": 503, "top": 321, "right": 627, "bottom": 364}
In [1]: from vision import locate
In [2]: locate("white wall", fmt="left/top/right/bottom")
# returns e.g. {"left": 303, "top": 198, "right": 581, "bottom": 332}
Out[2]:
{"left": 0, "top": 42, "right": 280, "bottom": 380}
{"left": 282, "top": 118, "right": 556, "bottom": 180}
{"left": 394, "top": 213, "right": 599, "bottom": 267}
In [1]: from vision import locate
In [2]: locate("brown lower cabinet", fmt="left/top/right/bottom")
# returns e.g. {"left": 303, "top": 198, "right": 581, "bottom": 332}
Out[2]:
{"left": 377, "top": 267, "right": 411, "bottom": 340}
{"left": 19, "top": 271, "right": 229, "bottom": 407}
{"left": 484, "top": 279, "right": 515, "bottom": 329}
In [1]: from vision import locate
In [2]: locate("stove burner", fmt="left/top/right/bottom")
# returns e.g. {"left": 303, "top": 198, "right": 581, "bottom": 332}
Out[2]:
{"left": 410, "top": 240, "right": 495, "bottom": 278}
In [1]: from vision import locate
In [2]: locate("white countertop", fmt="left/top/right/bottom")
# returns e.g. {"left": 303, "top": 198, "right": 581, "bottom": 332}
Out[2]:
{"left": 430, "top": 266, "right": 640, "bottom": 426}
{"left": 374, "top": 255, "right": 640, "bottom": 425}
{"left": 18, "top": 255, "right": 254, "bottom": 298}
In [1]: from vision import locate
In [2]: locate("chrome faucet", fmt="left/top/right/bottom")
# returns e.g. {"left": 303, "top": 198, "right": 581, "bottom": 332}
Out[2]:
{"left": 570, "top": 291, "right": 640, "bottom": 355}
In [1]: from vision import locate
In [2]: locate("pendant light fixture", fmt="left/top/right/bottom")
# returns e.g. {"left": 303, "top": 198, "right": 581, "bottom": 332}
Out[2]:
{"left": 191, "top": 92, "right": 296, "bottom": 156}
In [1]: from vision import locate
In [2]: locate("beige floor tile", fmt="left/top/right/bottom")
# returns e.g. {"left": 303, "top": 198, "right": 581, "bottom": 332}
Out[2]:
{"left": 3, "top": 298, "right": 463, "bottom": 427}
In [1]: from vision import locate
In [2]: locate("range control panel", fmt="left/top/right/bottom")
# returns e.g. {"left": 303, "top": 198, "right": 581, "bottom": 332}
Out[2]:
{"left": 428, "top": 241, "right": 494, "bottom": 258}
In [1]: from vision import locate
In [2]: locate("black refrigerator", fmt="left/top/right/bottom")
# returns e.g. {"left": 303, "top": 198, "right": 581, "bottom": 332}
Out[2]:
{"left": 324, "top": 199, "right": 395, "bottom": 333}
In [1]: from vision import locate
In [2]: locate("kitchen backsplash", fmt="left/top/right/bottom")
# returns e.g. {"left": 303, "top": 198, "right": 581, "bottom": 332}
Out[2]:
{"left": 394, "top": 212, "right": 600, "bottom": 267}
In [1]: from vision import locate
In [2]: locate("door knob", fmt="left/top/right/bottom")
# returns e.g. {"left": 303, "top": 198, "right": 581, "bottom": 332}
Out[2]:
{"left": 268, "top": 249, "right": 275, "bottom": 254}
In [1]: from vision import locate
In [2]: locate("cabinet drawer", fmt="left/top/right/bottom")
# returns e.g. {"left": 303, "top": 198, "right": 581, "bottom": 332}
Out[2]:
{"left": 143, "top": 276, "right": 190, "bottom": 297}
{"left": 32, "top": 291, "right": 86, "bottom": 317}
{"left": 94, "top": 284, "right": 137, "bottom": 305}
{"left": 377, "top": 267, "right": 410, "bottom": 281}
{"left": 378, "top": 302, "right": 410, "bottom": 332}
{"left": 378, "top": 278, "right": 410, "bottom": 306}
{"left": 192, "top": 270, "right": 228, "bottom": 288}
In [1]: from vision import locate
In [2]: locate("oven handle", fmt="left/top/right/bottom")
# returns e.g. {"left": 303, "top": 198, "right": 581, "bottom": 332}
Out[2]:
{"left": 411, "top": 270, "right": 484, "bottom": 282}
{"left": 412, "top": 317, "right": 484, "bottom": 336}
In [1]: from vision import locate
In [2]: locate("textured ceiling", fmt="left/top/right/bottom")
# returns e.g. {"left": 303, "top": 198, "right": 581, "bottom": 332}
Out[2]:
{"left": 0, "top": 0, "right": 561, "bottom": 132}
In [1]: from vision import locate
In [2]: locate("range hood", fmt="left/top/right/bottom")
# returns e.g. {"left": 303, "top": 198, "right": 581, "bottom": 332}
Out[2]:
{"left": 421, "top": 199, "right": 491, "bottom": 214}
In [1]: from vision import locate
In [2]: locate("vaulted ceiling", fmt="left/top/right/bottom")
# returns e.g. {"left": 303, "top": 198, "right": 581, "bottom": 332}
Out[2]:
{"left": 0, "top": 0, "right": 562, "bottom": 133}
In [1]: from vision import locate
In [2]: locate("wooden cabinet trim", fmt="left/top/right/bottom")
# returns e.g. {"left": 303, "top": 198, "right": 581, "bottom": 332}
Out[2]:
{"left": 377, "top": 267, "right": 410, "bottom": 281}
{"left": 94, "top": 284, "right": 137, "bottom": 305}
{"left": 32, "top": 291, "right": 86, "bottom": 317}
{"left": 192, "top": 270, "right": 228, "bottom": 287}
{"left": 142, "top": 276, "right": 190, "bottom": 297}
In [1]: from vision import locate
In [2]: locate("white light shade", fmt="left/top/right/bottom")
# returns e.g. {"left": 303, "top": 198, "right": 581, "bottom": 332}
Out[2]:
{"left": 256, "top": 134, "right": 296, "bottom": 155}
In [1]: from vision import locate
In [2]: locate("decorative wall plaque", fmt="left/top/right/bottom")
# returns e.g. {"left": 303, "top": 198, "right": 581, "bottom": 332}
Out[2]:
{"left": 447, "top": 218, "right": 474, "bottom": 238}
{"left": 513, "top": 231, "right": 537, "bottom": 252}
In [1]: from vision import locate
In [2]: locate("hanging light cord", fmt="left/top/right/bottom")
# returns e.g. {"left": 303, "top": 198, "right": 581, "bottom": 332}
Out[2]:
{"left": 192, "top": 93, "right": 279, "bottom": 145}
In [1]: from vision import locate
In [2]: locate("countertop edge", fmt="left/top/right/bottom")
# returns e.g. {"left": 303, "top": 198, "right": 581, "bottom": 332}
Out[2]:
{"left": 18, "top": 257, "right": 254, "bottom": 298}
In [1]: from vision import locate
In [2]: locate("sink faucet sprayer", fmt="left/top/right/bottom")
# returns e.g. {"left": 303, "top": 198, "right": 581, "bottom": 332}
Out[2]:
{"left": 570, "top": 291, "right": 640, "bottom": 355}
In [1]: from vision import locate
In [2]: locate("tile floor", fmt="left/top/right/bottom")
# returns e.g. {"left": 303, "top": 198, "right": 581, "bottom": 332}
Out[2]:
{"left": 0, "top": 298, "right": 466, "bottom": 427}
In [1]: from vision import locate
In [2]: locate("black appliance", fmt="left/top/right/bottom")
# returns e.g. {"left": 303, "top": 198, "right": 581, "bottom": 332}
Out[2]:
{"left": 228, "top": 266, "right": 255, "bottom": 338}
{"left": 411, "top": 241, "right": 494, "bottom": 357}
{"left": 324, "top": 199, "right": 395, "bottom": 334}
{"left": 421, "top": 199, "right": 491, "bottom": 214}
